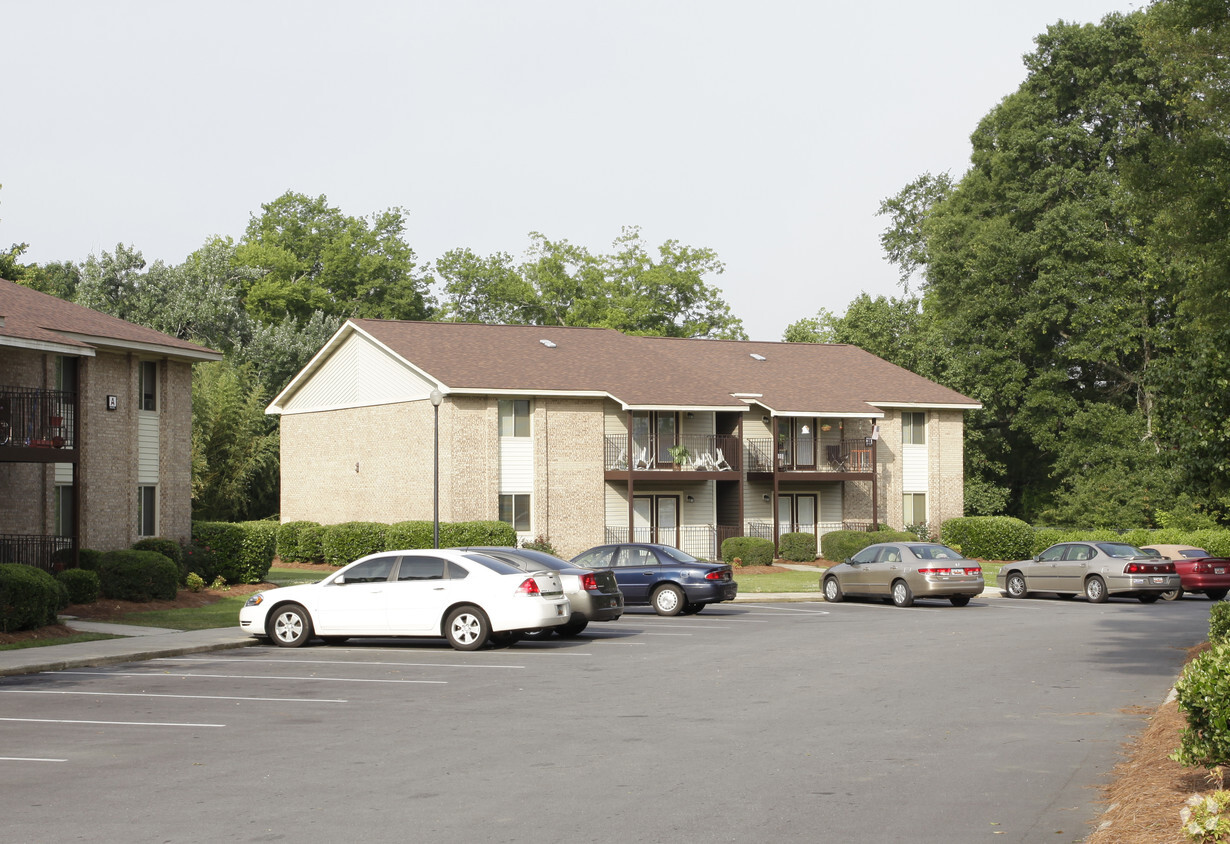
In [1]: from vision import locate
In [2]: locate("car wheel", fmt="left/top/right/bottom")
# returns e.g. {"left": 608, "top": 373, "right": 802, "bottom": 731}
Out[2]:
{"left": 1160, "top": 588, "right": 1184, "bottom": 601}
{"left": 652, "top": 584, "right": 686, "bottom": 616}
{"left": 681, "top": 603, "right": 704, "bottom": 615}
{"left": 488, "top": 631, "right": 522, "bottom": 647}
{"left": 445, "top": 606, "right": 490, "bottom": 651}
{"left": 1085, "top": 575, "right": 1109, "bottom": 604}
{"left": 891, "top": 580, "right": 914, "bottom": 608}
{"left": 1139, "top": 594, "right": 1160, "bottom": 604}
{"left": 950, "top": 594, "right": 972, "bottom": 607}
{"left": 321, "top": 636, "right": 349, "bottom": 645}
{"left": 1206, "top": 589, "right": 1228, "bottom": 601}
{"left": 521, "top": 628, "right": 555, "bottom": 640}
{"left": 559, "top": 616, "right": 590, "bottom": 636}
{"left": 268, "top": 603, "right": 312, "bottom": 648}
{"left": 1004, "top": 572, "right": 1028, "bottom": 599}
{"left": 823, "top": 576, "right": 843, "bottom": 603}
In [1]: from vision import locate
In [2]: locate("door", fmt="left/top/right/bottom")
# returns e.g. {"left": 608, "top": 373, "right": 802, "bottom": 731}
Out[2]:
{"left": 633, "top": 494, "right": 679, "bottom": 547}
{"left": 312, "top": 555, "right": 398, "bottom": 633}
{"left": 1054, "top": 544, "right": 1094, "bottom": 593}
{"left": 612, "top": 545, "right": 660, "bottom": 604}
{"left": 384, "top": 555, "right": 455, "bottom": 634}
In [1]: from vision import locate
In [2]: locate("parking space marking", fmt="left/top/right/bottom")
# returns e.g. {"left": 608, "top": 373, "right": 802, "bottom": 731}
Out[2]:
{"left": 1, "top": 757, "right": 68, "bottom": 763}
{"left": 160, "top": 657, "right": 524, "bottom": 670}
{"left": 0, "top": 690, "right": 347, "bottom": 704}
{"left": 733, "top": 604, "right": 829, "bottom": 614}
{"left": 55, "top": 670, "right": 445, "bottom": 685}
{"left": 0, "top": 717, "right": 225, "bottom": 728}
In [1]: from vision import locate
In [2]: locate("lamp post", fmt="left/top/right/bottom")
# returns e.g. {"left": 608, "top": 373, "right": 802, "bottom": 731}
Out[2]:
{"left": 430, "top": 389, "right": 443, "bottom": 549}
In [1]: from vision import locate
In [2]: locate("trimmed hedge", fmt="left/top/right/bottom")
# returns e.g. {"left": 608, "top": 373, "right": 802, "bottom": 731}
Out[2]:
{"left": 322, "top": 522, "right": 390, "bottom": 567}
{"left": 386, "top": 521, "right": 435, "bottom": 551}
{"left": 98, "top": 550, "right": 179, "bottom": 602}
{"left": 820, "top": 529, "right": 914, "bottom": 563}
{"left": 779, "top": 532, "right": 817, "bottom": 563}
{"left": 940, "top": 517, "right": 1034, "bottom": 561}
{"left": 192, "top": 521, "right": 276, "bottom": 584}
{"left": 131, "top": 538, "right": 182, "bottom": 566}
{"left": 441, "top": 520, "right": 517, "bottom": 548}
{"left": 276, "top": 521, "right": 319, "bottom": 563}
{"left": 0, "top": 564, "right": 65, "bottom": 632}
{"left": 182, "top": 543, "right": 218, "bottom": 583}
{"left": 57, "top": 568, "right": 101, "bottom": 605}
{"left": 1172, "top": 643, "right": 1230, "bottom": 770}
{"left": 1210, "top": 603, "right": 1230, "bottom": 647}
{"left": 721, "top": 537, "right": 775, "bottom": 567}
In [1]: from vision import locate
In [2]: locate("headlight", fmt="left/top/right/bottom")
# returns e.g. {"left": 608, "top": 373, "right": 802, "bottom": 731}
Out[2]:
{"left": 244, "top": 594, "right": 264, "bottom": 607}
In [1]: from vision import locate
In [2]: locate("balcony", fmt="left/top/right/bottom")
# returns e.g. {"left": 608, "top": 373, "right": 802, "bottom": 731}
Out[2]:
{"left": 0, "top": 386, "right": 77, "bottom": 460}
{"left": 745, "top": 437, "right": 874, "bottom": 476}
{"left": 603, "top": 524, "right": 743, "bottom": 560}
{"left": 604, "top": 434, "right": 742, "bottom": 474}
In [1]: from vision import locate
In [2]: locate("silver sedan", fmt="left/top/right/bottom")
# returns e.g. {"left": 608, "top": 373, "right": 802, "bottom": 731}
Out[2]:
{"left": 996, "top": 542, "right": 1180, "bottom": 603}
{"left": 821, "top": 542, "right": 984, "bottom": 607}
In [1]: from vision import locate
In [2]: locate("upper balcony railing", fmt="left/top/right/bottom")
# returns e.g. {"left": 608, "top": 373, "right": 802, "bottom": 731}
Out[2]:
{"left": 604, "top": 434, "right": 742, "bottom": 473}
{"left": 745, "top": 437, "right": 874, "bottom": 474}
{"left": 0, "top": 386, "right": 76, "bottom": 451}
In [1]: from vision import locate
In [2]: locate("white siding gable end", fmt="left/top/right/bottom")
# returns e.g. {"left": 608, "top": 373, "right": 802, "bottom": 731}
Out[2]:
{"left": 278, "top": 332, "right": 435, "bottom": 414}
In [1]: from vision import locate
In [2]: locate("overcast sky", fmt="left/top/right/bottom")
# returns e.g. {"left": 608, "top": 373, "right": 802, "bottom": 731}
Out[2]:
{"left": 1, "top": 0, "right": 1141, "bottom": 341}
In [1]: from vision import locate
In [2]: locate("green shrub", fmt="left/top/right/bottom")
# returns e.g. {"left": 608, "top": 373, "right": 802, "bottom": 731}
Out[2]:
{"left": 721, "top": 537, "right": 775, "bottom": 566}
{"left": 441, "top": 520, "right": 517, "bottom": 548}
{"left": 298, "top": 523, "right": 326, "bottom": 563}
{"left": 185, "top": 572, "right": 206, "bottom": 593}
{"left": 192, "top": 521, "right": 275, "bottom": 584}
{"left": 778, "top": 532, "right": 817, "bottom": 563}
{"left": 76, "top": 548, "right": 103, "bottom": 571}
{"left": 1210, "top": 604, "right": 1230, "bottom": 647}
{"left": 181, "top": 542, "right": 218, "bottom": 583}
{"left": 1171, "top": 643, "right": 1230, "bottom": 771}
{"left": 520, "top": 535, "right": 559, "bottom": 556}
{"left": 940, "top": 517, "right": 1034, "bottom": 561}
{"left": 276, "top": 521, "right": 319, "bottom": 563}
{"left": 98, "top": 550, "right": 179, "bottom": 602}
{"left": 819, "top": 530, "right": 914, "bottom": 563}
{"left": 1179, "top": 791, "right": 1230, "bottom": 842}
{"left": 0, "top": 564, "right": 64, "bottom": 632}
{"left": 1192, "top": 530, "right": 1230, "bottom": 558}
{"left": 131, "top": 537, "right": 182, "bottom": 566}
{"left": 323, "top": 522, "right": 390, "bottom": 566}
{"left": 57, "top": 568, "right": 101, "bottom": 605}
{"left": 386, "top": 520, "right": 434, "bottom": 550}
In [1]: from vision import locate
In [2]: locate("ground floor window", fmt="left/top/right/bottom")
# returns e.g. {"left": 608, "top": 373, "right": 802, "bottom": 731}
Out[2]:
{"left": 138, "top": 485, "right": 157, "bottom": 537}
{"left": 633, "top": 495, "right": 679, "bottom": 546}
{"left": 55, "top": 485, "right": 74, "bottom": 537}
{"left": 499, "top": 494, "right": 531, "bottom": 531}
{"left": 903, "top": 492, "right": 927, "bottom": 528}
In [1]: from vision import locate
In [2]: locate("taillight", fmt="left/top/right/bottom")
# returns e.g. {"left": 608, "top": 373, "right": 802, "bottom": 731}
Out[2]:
{"left": 579, "top": 573, "right": 599, "bottom": 591}
{"left": 1192, "top": 562, "right": 1211, "bottom": 574}
{"left": 1125, "top": 562, "right": 1175, "bottom": 574}
{"left": 515, "top": 577, "right": 541, "bottom": 596}
{"left": 918, "top": 567, "right": 980, "bottom": 575}
{"left": 705, "top": 571, "right": 725, "bottom": 580}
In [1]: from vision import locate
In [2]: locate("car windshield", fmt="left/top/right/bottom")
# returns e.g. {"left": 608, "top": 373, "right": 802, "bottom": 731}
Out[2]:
{"left": 1096, "top": 543, "right": 1149, "bottom": 558}
{"left": 461, "top": 554, "right": 524, "bottom": 575}
{"left": 908, "top": 544, "right": 965, "bottom": 560}
{"left": 656, "top": 546, "right": 702, "bottom": 563}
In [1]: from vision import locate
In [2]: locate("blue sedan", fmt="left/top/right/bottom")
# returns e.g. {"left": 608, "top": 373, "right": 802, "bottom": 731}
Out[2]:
{"left": 570, "top": 543, "right": 738, "bottom": 616}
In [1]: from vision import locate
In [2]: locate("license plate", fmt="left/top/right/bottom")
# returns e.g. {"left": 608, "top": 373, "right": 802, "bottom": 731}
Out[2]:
{"left": 951, "top": 568, "right": 965, "bottom": 576}
{"left": 1217, "top": 568, "right": 1226, "bottom": 575}
{"left": 1152, "top": 577, "right": 1166, "bottom": 584}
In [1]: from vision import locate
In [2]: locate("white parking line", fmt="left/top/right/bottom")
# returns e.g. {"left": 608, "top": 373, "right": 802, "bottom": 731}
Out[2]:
{"left": 734, "top": 604, "right": 829, "bottom": 614}
{"left": 54, "top": 670, "right": 445, "bottom": 685}
{"left": 0, "top": 757, "right": 67, "bottom": 763}
{"left": 0, "top": 690, "right": 347, "bottom": 704}
{"left": 0, "top": 717, "right": 224, "bottom": 728}
{"left": 159, "top": 657, "right": 523, "bottom": 670}
{"left": 644, "top": 632, "right": 693, "bottom": 637}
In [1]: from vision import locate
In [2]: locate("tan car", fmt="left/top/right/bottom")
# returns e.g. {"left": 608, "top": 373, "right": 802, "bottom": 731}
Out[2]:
{"left": 996, "top": 542, "right": 1180, "bottom": 603}
{"left": 821, "top": 542, "right": 984, "bottom": 607}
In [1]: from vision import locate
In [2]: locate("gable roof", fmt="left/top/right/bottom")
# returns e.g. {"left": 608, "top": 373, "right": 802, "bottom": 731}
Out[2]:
{"left": 0, "top": 278, "right": 222, "bottom": 361}
{"left": 271, "top": 319, "right": 978, "bottom": 418}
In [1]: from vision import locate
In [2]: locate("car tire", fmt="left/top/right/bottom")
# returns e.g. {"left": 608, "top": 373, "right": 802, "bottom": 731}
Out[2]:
{"left": 1085, "top": 575, "right": 1109, "bottom": 604}
{"left": 891, "top": 580, "right": 914, "bottom": 608}
{"left": 652, "top": 584, "right": 686, "bottom": 616}
{"left": 1206, "top": 589, "right": 1228, "bottom": 601}
{"left": 1160, "top": 588, "right": 1184, "bottom": 601}
{"left": 268, "top": 603, "right": 312, "bottom": 648}
{"left": 559, "top": 616, "right": 590, "bottom": 636}
{"left": 1004, "top": 572, "right": 1028, "bottom": 599}
{"left": 1139, "top": 594, "right": 1160, "bottom": 604}
{"left": 445, "top": 605, "right": 490, "bottom": 651}
{"left": 823, "top": 577, "right": 843, "bottom": 603}
{"left": 950, "top": 594, "right": 972, "bottom": 607}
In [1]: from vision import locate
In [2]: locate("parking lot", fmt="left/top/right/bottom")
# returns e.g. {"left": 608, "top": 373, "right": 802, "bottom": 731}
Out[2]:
{"left": 0, "top": 595, "right": 1213, "bottom": 843}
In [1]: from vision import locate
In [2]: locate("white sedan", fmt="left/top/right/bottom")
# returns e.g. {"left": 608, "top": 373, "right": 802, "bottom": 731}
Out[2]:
{"left": 240, "top": 549, "right": 570, "bottom": 650}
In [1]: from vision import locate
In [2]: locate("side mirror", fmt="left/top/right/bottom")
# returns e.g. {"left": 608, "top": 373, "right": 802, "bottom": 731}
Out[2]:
{"left": 1033, "top": 555, "right": 1042, "bottom": 562}
{"left": 333, "top": 575, "right": 346, "bottom": 585}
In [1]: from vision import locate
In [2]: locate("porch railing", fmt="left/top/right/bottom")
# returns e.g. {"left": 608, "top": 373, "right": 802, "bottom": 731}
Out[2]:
{"left": 745, "top": 437, "right": 873, "bottom": 473}
{"left": 604, "top": 434, "right": 741, "bottom": 472}
{"left": 602, "top": 524, "right": 741, "bottom": 560}
{"left": 0, "top": 534, "right": 75, "bottom": 572}
{"left": 0, "top": 386, "right": 76, "bottom": 450}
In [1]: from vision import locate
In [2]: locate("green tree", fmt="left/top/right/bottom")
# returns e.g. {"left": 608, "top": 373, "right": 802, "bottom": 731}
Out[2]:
{"left": 75, "top": 243, "right": 148, "bottom": 321}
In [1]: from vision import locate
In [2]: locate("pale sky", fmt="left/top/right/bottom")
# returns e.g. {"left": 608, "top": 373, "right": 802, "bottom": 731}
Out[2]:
{"left": 1, "top": 0, "right": 1141, "bottom": 341}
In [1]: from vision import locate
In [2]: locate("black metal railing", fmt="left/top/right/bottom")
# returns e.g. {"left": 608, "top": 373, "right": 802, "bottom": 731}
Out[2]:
{"left": 604, "top": 434, "right": 741, "bottom": 472}
{"left": 745, "top": 437, "right": 872, "bottom": 473}
{"left": 0, "top": 386, "right": 76, "bottom": 450}
{"left": 0, "top": 534, "right": 76, "bottom": 572}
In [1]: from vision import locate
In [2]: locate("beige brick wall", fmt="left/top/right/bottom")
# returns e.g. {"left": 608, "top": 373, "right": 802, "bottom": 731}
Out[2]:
{"left": 929, "top": 410, "right": 965, "bottom": 530}
{"left": 537, "top": 397, "right": 606, "bottom": 559}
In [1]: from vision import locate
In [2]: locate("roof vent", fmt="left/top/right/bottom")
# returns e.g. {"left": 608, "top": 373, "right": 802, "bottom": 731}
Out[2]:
{"left": 750, "top": 353, "right": 766, "bottom": 361}
{"left": 540, "top": 339, "right": 557, "bottom": 348}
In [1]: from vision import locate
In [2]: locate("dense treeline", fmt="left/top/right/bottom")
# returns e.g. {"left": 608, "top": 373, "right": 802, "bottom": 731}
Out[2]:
{"left": 787, "top": 0, "right": 1230, "bottom": 530}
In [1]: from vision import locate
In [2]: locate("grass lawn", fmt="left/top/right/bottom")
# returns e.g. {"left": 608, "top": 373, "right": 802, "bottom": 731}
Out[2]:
{"left": 266, "top": 567, "right": 329, "bottom": 587}
{"left": 735, "top": 569, "right": 823, "bottom": 593}
{"left": 112, "top": 595, "right": 251, "bottom": 630}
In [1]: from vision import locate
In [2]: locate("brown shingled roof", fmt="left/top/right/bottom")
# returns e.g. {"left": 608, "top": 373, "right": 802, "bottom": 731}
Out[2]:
{"left": 348, "top": 319, "right": 977, "bottom": 415}
{"left": 0, "top": 278, "right": 222, "bottom": 360}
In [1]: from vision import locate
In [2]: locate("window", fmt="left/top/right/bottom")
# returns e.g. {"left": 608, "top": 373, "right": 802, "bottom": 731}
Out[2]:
{"left": 138, "top": 485, "right": 157, "bottom": 537}
{"left": 54, "top": 486, "right": 74, "bottom": 537}
{"left": 139, "top": 361, "right": 158, "bottom": 411}
{"left": 499, "top": 493, "right": 531, "bottom": 531}
{"left": 902, "top": 492, "right": 926, "bottom": 527}
{"left": 498, "top": 400, "right": 530, "bottom": 437}
{"left": 343, "top": 556, "right": 396, "bottom": 583}
{"left": 902, "top": 411, "right": 926, "bottom": 445}
{"left": 396, "top": 557, "right": 445, "bottom": 581}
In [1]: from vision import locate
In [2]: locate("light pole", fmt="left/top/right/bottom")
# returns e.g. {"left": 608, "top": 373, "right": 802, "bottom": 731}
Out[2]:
{"left": 430, "top": 389, "right": 443, "bottom": 549}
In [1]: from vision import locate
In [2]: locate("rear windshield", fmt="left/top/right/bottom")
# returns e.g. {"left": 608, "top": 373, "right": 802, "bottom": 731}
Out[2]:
{"left": 1096, "top": 543, "right": 1147, "bottom": 558}
{"left": 907, "top": 544, "right": 966, "bottom": 560}
{"left": 657, "top": 546, "right": 702, "bottom": 563}
{"left": 461, "top": 554, "right": 523, "bottom": 575}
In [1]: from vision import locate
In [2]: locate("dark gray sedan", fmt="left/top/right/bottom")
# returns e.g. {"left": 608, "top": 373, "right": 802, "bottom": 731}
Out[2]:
{"left": 455, "top": 546, "right": 623, "bottom": 636}
{"left": 996, "top": 542, "right": 1180, "bottom": 603}
{"left": 822, "top": 542, "right": 984, "bottom": 607}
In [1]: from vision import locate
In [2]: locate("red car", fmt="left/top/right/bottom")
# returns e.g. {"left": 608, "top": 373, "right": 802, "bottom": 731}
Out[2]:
{"left": 1140, "top": 545, "right": 1230, "bottom": 601}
